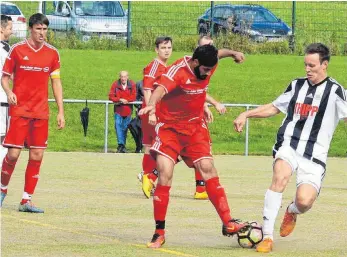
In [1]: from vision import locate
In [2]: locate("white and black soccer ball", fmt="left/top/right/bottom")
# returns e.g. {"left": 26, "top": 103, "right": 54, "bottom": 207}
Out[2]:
{"left": 237, "top": 221, "right": 263, "bottom": 249}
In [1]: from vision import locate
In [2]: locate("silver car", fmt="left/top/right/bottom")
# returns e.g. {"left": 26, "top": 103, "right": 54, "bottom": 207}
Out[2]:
{"left": 39, "top": 1, "right": 129, "bottom": 41}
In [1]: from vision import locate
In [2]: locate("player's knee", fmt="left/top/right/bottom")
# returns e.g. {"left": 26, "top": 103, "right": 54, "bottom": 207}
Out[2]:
{"left": 7, "top": 149, "right": 21, "bottom": 161}
{"left": 295, "top": 196, "right": 314, "bottom": 213}
{"left": 270, "top": 174, "right": 290, "bottom": 192}
{"left": 29, "top": 149, "right": 44, "bottom": 161}
{"left": 195, "top": 159, "right": 216, "bottom": 179}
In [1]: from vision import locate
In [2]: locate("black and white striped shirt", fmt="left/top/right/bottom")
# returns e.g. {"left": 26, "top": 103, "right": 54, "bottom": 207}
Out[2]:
{"left": 0, "top": 40, "right": 10, "bottom": 103}
{"left": 272, "top": 77, "right": 347, "bottom": 168}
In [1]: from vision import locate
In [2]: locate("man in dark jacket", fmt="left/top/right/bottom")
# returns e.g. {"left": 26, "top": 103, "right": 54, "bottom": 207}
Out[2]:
{"left": 108, "top": 71, "right": 136, "bottom": 153}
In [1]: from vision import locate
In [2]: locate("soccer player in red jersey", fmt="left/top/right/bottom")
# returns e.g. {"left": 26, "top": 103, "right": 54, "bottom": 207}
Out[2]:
{"left": 140, "top": 36, "right": 245, "bottom": 200}
{"left": 139, "top": 44, "right": 246, "bottom": 248}
{"left": 140, "top": 36, "right": 173, "bottom": 198}
{"left": 0, "top": 13, "right": 65, "bottom": 212}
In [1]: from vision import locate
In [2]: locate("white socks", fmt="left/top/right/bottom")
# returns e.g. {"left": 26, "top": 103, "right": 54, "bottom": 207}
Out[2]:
{"left": 262, "top": 189, "right": 283, "bottom": 239}
{"left": 288, "top": 201, "right": 302, "bottom": 214}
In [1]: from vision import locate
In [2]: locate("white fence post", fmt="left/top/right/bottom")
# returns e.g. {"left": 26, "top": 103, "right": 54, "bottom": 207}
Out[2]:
{"left": 245, "top": 105, "right": 250, "bottom": 156}
{"left": 104, "top": 102, "right": 109, "bottom": 153}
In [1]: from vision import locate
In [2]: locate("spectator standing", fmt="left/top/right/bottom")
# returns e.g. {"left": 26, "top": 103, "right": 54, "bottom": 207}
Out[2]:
{"left": 108, "top": 71, "right": 136, "bottom": 153}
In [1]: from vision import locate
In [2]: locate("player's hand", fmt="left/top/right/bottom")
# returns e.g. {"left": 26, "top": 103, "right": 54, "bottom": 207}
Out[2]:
{"left": 204, "top": 105, "right": 214, "bottom": 123}
{"left": 233, "top": 51, "right": 245, "bottom": 64}
{"left": 119, "top": 98, "right": 128, "bottom": 104}
{"left": 7, "top": 91, "right": 17, "bottom": 105}
{"left": 214, "top": 102, "right": 226, "bottom": 115}
{"left": 233, "top": 114, "right": 247, "bottom": 133}
{"left": 139, "top": 105, "right": 155, "bottom": 116}
{"left": 148, "top": 113, "right": 157, "bottom": 126}
{"left": 57, "top": 113, "right": 65, "bottom": 130}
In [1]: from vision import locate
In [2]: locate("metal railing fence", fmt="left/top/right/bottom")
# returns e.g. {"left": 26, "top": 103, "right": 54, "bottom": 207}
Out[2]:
{"left": 48, "top": 99, "right": 259, "bottom": 155}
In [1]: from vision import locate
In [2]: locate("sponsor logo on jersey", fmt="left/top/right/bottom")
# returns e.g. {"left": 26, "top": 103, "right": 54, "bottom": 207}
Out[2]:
{"left": 294, "top": 103, "right": 319, "bottom": 118}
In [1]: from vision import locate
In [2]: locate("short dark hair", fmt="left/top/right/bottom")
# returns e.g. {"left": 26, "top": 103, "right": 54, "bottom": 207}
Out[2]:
{"left": 155, "top": 36, "right": 172, "bottom": 48}
{"left": 1, "top": 15, "right": 12, "bottom": 29}
{"left": 305, "top": 43, "right": 330, "bottom": 63}
{"left": 192, "top": 44, "right": 218, "bottom": 67}
{"left": 29, "top": 13, "right": 49, "bottom": 28}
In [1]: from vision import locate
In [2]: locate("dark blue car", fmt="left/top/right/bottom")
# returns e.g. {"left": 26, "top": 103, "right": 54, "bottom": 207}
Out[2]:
{"left": 198, "top": 4, "right": 292, "bottom": 42}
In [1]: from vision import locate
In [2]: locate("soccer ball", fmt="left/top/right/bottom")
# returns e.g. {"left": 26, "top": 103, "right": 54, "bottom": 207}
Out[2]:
{"left": 237, "top": 221, "right": 263, "bottom": 248}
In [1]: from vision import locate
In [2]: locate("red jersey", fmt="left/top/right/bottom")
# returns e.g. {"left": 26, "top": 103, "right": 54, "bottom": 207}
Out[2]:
{"left": 2, "top": 40, "right": 60, "bottom": 119}
{"left": 143, "top": 58, "right": 167, "bottom": 91}
{"left": 156, "top": 56, "right": 217, "bottom": 124}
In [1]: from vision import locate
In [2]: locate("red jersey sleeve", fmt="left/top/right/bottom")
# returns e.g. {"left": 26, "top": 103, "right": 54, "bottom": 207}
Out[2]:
{"left": 2, "top": 46, "right": 17, "bottom": 76}
{"left": 143, "top": 62, "right": 157, "bottom": 91}
{"left": 51, "top": 49, "right": 60, "bottom": 72}
{"left": 157, "top": 68, "right": 182, "bottom": 94}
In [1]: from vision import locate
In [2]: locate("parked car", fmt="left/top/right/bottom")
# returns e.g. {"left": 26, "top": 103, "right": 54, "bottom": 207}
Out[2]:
{"left": 1, "top": 2, "right": 27, "bottom": 39}
{"left": 38, "top": 1, "right": 130, "bottom": 41}
{"left": 198, "top": 4, "right": 292, "bottom": 42}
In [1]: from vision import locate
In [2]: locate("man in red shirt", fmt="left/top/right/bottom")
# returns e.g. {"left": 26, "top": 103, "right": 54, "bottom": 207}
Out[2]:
{"left": 0, "top": 13, "right": 65, "bottom": 213}
{"left": 140, "top": 36, "right": 172, "bottom": 198}
{"left": 108, "top": 70, "right": 136, "bottom": 153}
{"left": 139, "top": 44, "right": 246, "bottom": 248}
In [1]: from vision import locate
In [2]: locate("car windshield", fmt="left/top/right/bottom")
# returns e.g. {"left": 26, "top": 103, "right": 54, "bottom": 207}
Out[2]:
{"left": 1, "top": 4, "right": 21, "bottom": 15}
{"left": 236, "top": 9, "right": 279, "bottom": 23}
{"left": 74, "top": 1, "right": 124, "bottom": 17}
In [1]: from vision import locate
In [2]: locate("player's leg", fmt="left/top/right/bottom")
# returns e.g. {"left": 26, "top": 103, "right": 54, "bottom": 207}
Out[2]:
{"left": 0, "top": 106, "right": 8, "bottom": 166}
{"left": 256, "top": 147, "right": 296, "bottom": 253}
{"left": 280, "top": 158, "right": 324, "bottom": 237}
{"left": 18, "top": 119, "right": 48, "bottom": 213}
{"left": 194, "top": 158, "right": 246, "bottom": 235}
{"left": 1, "top": 148, "right": 22, "bottom": 206}
{"left": 194, "top": 167, "right": 208, "bottom": 200}
{"left": 148, "top": 125, "right": 179, "bottom": 249}
{"left": 1, "top": 116, "right": 28, "bottom": 206}
{"left": 139, "top": 115, "right": 157, "bottom": 197}
{"left": 147, "top": 154, "right": 175, "bottom": 248}
{"left": 187, "top": 123, "right": 246, "bottom": 235}
{"left": 193, "top": 122, "right": 211, "bottom": 200}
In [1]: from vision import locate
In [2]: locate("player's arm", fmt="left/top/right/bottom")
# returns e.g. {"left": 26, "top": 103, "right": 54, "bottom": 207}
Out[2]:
{"left": 203, "top": 103, "right": 214, "bottom": 123}
{"left": 206, "top": 93, "right": 226, "bottom": 114}
{"left": 1, "top": 74, "right": 16, "bottom": 105}
{"left": 139, "top": 86, "right": 166, "bottom": 116}
{"left": 143, "top": 89, "right": 152, "bottom": 106}
{"left": 51, "top": 76, "right": 65, "bottom": 130}
{"left": 218, "top": 49, "right": 245, "bottom": 63}
{"left": 233, "top": 103, "right": 280, "bottom": 133}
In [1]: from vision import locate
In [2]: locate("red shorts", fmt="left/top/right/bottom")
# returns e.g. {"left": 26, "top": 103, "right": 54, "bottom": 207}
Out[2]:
{"left": 3, "top": 116, "right": 48, "bottom": 149}
{"left": 151, "top": 120, "right": 212, "bottom": 167}
{"left": 141, "top": 113, "right": 156, "bottom": 146}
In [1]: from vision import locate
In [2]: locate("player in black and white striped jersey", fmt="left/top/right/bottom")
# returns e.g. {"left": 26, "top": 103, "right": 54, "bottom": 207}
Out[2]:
{"left": 233, "top": 43, "right": 347, "bottom": 253}
{"left": 0, "top": 15, "right": 12, "bottom": 169}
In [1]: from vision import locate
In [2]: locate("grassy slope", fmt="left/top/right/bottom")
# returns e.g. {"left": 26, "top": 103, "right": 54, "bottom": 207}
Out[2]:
{"left": 45, "top": 50, "right": 347, "bottom": 156}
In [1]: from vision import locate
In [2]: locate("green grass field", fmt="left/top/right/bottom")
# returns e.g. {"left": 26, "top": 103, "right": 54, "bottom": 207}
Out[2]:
{"left": 1, "top": 153, "right": 347, "bottom": 257}
{"left": 43, "top": 50, "right": 347, "bottom": 156}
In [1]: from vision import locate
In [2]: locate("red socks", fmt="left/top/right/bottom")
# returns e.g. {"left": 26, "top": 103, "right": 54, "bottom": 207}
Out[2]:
{"left": 153, "top": 184, "right": 171, "bottom": 235}
{"left": 143, "top": 154, "right": 158, "bottom": 182}
{"left": 1, "top": 155, "right": 17, "bottom": 193}
{"left": 21, "top": 160, "right": 42, "bottom": 204}
{"left": 205, "top": 177, "right": 232, "bottom": 225}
